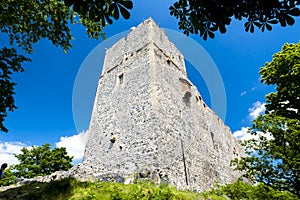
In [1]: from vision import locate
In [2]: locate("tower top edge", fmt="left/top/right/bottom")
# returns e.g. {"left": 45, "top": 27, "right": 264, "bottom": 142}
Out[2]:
{"left": 102, "top": 17, "right": 186, "bottom": 75}
{"left": 137, "top": 17, "right": 158, "bottom": 27}
{"left": 129, "top": 17, "right": 160, "bottom": 35}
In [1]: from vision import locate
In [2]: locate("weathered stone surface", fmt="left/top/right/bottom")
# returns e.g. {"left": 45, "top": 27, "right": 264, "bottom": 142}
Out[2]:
{"left": 82, "top": 18, "right": 244, "bottom": 191}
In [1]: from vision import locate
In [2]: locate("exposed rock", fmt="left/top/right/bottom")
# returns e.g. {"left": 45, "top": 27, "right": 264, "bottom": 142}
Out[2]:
{"left": 15, "top": 177, "right": 36, "bottom": 185}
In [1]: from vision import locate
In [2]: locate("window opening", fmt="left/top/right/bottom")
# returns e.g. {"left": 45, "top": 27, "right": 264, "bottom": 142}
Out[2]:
{"left": 119, "top": 73, "right": 124, "bottom": 84}
{"left": 179, "top": 78, "right": 192, "bottom": 93}
{"left": 233, "top": 147, "right": 238, "bottom": 156}
{"left": 211, "top": 132, "right": 215, "bottom": 146}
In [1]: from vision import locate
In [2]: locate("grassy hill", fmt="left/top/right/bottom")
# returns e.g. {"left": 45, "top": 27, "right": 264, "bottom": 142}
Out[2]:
{"left": 0, "top": 178, "right": 298, "bottom": 200}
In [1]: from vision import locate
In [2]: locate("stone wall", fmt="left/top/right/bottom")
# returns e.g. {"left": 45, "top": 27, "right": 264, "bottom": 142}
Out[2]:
{"left": 83, "top": 18, "right": 244, "bottom": 191}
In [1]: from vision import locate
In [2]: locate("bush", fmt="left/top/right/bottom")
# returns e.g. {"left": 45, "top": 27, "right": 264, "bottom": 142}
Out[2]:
{"left": 204, "top": 180, "right": 299, "bottom": 200}
{"left": 0, "top": 168, "right": 16, "bottom": 186}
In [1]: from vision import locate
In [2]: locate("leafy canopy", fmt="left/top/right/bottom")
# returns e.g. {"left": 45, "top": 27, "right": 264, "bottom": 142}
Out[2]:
{"left": 0, "top": 48, "right": 30, "bottom": 132}
{"left": 1, "top": 0, "right": 134, "bottom": 53}
{"left": 12, "top": 143, "right": 73, "bottom": 178}
{"left": 0, "top": 0, "right": 133, "bottom": 132}
{"left": 170, "top": 0, "right": 300, "bottom": 40}
{"left": 232, "top": 42, "right": 300, "bottom": 197}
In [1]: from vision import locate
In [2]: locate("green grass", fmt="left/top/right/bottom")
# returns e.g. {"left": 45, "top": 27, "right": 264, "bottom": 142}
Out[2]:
{"left": 0, "top": 178, "right": 203, "bottom": 200}
{"left": 0, "top": 178, "right": 298, "bottom": 200}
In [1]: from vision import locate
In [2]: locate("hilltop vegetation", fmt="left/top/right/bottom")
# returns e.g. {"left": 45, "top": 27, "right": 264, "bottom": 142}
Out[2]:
{"left": 0, "top": 178, "right": 298, "bottom": 200}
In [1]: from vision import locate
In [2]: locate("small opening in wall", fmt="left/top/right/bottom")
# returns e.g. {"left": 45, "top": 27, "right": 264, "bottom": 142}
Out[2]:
{"left": 119, "top": 73, "right": 124, "bottom": 84}
{"left": 167, "top": 59, "right": 171, "bottom": 65}
{"left": 183, "top": 91, "right": 191, "bottom": 107}
{"left": 211, "top": 132, "right": 215, "bottom": 148}
{"left": 136, "top": 48, "right": 142, "bottom": 53}
{"left": 179, "top": 78, "right": 192, "bottom": 93}
{"left": 233, "top": 147, "right": 238, "bottom": 156}
{"left": 110, "top": 136, "right": 116, "bottom": 143}
{"left": 119, "top": 146, "right": 123, "bottom": 150}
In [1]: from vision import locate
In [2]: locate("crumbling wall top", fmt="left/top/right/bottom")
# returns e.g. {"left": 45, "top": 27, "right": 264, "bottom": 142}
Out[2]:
{"left": 102, "top": 18, "right": 186, "bottom": 75}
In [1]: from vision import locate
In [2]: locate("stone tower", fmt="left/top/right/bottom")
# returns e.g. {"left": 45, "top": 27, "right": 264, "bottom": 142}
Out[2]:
{"left": 83, "top": 18, "right": 243, "bottom": 191}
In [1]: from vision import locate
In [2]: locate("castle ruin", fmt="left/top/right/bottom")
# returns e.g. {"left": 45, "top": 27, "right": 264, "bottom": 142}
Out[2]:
{"left": 82, "top": 18, "right": 243, "bottom": 191}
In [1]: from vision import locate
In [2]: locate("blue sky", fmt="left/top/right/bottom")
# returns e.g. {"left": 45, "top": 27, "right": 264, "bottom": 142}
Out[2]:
{"left": 1, "top": 1, "right": 299, "bottom": 164}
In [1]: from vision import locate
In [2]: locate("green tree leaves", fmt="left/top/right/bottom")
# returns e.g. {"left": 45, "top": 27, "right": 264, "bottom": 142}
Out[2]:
{"left": 232, "top": 42, "right": 300, "bottom": 197}
{"left": 0, "top": 0, "right": 133, "bottom": 132}
{"left": 0, "top": 167, "right": 16, "bottom": 186}
{"left": 12, "top": 143, "right": 73, "bottom": 178}
{"left": 170, "top": 0, "right": 300, "bottom": 40}
{"left": 0, "top": 48, "right": 30, "bottom": 132}
{"left": 204, "top": 180, "right": 298, "bottom": 199}
{"left": 1, "top": 0, "right": 74, "bottom": 53}
{"left": 0, "top": 0, "right": 74, "bottom": 132}
{"left": 63, "top": 0, "right": 133, "bottom": 27}
{"left": 260, "top": 43, "right": 300, "bottom": 120}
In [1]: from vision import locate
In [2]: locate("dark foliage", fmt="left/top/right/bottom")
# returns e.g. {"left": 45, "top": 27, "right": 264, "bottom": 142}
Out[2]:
{"left": 170, "top": 0, "right": 300, "bottom": 40}
{"left": 0, "top": 48, "right": 30, "bottom": 132}
{"left": 64, "top": 0, "right": 133, "bottom": 27}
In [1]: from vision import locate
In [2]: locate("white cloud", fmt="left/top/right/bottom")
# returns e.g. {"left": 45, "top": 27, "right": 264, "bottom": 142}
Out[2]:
{"left": 240, "top": 91, "right": 247, "bottom": 96}
{"left": 0, "top": 141, "right": 27, "bottom": 166}
{"left": 55, "top": 131, "right": 88, "bottom": 161}
{"left": 249, "top": 101, "right": 265, "bottom": 120}
{"left": 233, "top": 127, "right": 273, "bottom": 141}
{"left": 233, "top": 101, "right": 272, "bottom": 142}
{"left": 0, "top": 131, "right": 89, "bottom": 166}
{"left": 233, "top": 127, "right": 252, "bottom": 141}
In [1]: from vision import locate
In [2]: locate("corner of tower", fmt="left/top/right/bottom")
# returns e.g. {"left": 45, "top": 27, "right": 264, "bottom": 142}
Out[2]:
{"left": 137, "top": 17, "right": 158, "bottom": 28}
{"left": 102, "top": 18, "right": 187, "bottom": 76}
{"left": 131, "top": 18, "right": 187, "bottom": 77}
